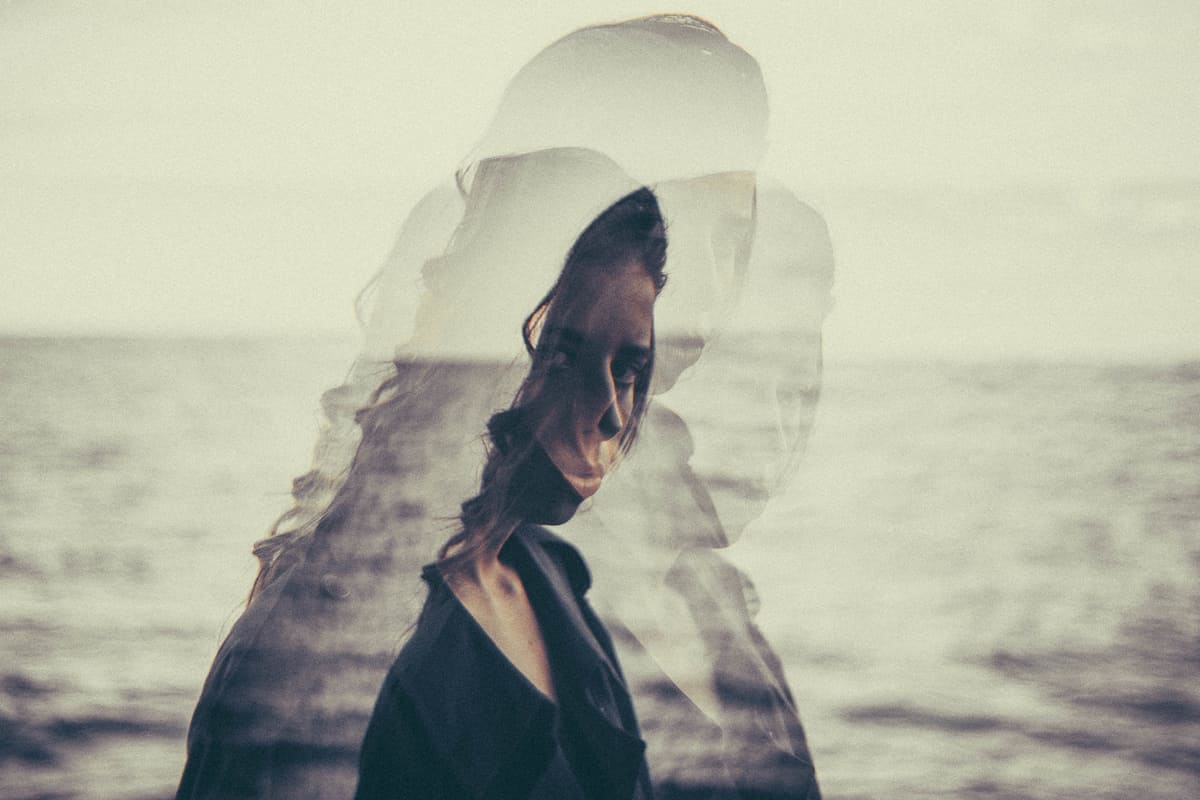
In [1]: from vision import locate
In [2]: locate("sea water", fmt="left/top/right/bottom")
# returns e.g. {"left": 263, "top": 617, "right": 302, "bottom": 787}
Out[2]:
{"left": 1, "top": 337, "right": 1196, "bottom": 799}
{"left": 736, "top": 359, "right": 1199, "bottom": 798}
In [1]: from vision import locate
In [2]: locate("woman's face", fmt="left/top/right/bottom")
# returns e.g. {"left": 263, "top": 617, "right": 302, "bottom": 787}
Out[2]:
{"left": 528, "top": 258, "right": 657, "bottom": 503}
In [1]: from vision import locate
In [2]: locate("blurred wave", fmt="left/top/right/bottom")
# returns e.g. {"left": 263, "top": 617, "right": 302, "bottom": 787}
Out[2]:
{"left": 1, "top": 337, "right": 1196, "bottom": 798}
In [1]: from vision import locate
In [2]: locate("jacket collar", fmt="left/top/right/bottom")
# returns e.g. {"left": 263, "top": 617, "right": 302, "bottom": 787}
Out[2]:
{"left": 402, "top": 525, "right": 644, "bottom": 799}
{"left": 512, "top": 525, "right": 619, "bottom": 683}
{"left": 510, "top": 526, "right": 648, "bottom": 800}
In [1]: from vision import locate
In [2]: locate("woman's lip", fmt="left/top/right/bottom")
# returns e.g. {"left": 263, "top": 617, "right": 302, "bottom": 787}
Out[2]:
{"left": 544, "top": 449, "right": 604, "bottom": 498}
{"left": 565, "top": 471, "right": 603, "bottom": 498}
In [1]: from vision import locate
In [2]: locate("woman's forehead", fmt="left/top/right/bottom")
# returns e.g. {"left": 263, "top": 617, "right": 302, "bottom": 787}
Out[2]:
{"left": 552, "top": 260, "right": 656, "bottom": 346}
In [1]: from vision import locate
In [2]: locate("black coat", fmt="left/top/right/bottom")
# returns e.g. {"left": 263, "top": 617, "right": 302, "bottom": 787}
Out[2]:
{"left": 354, "top": 524, "right": 653, "bottom": 800}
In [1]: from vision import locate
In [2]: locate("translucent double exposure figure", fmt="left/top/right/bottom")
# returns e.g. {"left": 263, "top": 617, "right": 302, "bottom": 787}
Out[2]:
{"left": 177, "top": 15, "right": 832, "bottom": 800}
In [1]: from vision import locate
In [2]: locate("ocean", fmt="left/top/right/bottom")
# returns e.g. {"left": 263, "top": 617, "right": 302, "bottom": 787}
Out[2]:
{"left": 1, "top": 337, "right": 1196, "bottom": 799}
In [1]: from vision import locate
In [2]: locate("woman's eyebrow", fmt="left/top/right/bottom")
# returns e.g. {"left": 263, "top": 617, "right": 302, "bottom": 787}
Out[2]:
{"left": 617, "top": 343, "right": 652, "bottom": 361}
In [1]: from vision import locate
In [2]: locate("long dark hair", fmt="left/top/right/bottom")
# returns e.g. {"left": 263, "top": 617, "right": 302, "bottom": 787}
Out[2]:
{"left": 436, "top": 186, "right": 667, "bottom": 574}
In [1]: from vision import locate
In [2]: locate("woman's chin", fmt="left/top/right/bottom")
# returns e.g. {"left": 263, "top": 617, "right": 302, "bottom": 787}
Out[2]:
{"left": 564, "top": 472, "right": 602, "bottom": 500}
{"left": 540, "top": 445, "right": 604, "bottom": 500}
{"left": 538, "top": 495, "right": 584, "bottom": 526}
{"left": 522, "top": 482, "right": 585, "bottom": 526}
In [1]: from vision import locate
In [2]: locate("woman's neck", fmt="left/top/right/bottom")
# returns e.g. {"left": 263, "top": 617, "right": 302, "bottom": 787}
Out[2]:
{"left": 441, "top": 521, "right": 558, "bottom": 702}
{"left": 442, "top": 516, "right": 521, "bottom": 590}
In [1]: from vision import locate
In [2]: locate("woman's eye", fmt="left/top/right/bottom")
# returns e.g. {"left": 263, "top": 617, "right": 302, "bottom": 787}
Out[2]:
{"left": 612, "top": 358, "right": 647, "bottom": 386}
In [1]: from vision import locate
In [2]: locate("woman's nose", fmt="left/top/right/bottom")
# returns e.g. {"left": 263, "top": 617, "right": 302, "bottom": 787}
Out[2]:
{"left": 597, "top": 402, "right": 622, "bottom": 440}
{"left": 584, "top": 363, "right": 623, "bottom": 440}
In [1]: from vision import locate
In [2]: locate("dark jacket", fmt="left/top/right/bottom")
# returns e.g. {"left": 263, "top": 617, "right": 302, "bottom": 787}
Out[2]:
{"left": 354, "top": 524, "right": 652, "bottom": 800}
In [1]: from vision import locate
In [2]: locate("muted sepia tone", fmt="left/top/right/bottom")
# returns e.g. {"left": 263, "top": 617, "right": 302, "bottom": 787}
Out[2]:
{"left": 4, "top": 5, "right": 1197, "bottom": 799}
{"left": 176, "top": 15, "right": 827, "bottom": 799}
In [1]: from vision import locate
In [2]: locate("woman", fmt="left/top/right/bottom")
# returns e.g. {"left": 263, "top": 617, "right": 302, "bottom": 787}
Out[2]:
{"left": 354, "top": 187, "right": 666, "bottom": 799}
{"left": 178, "top": 16, "right": 824, "bottom": 799}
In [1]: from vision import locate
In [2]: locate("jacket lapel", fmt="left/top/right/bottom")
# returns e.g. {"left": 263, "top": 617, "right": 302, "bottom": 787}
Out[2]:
{"left": 511, "top": 527, "right": 648, "bottom": 799}
{"left": 402, "top": 529, "right": 647, "bottom": 800}
{"left": 403, "top": 572, "right": 558, "bottom": 799}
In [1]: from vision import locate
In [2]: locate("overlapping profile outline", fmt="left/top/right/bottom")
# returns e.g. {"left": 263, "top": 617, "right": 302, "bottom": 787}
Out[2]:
{"left": 177, "top": 14, "right": 833, "bottom": 800}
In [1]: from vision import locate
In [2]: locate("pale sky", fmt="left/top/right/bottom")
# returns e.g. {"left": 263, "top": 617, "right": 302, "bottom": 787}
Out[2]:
{"left": 3, "top": 1, "right": 1199, "bottom": 359}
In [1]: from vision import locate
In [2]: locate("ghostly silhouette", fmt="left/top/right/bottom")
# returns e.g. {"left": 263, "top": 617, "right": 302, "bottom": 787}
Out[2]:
{"left": 576, "top": 179, "right": 832, "bottom": 797}
{"left": 177, "top": 15, "right": 832, "bottom": 799}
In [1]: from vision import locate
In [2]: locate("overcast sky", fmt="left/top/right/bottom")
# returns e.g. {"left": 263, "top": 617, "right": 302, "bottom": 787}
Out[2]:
{"left": 3, "top": 1, "right": 1198, "bottom": 358}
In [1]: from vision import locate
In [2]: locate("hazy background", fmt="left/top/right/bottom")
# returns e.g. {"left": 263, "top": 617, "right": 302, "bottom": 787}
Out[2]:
{"left": 3, "top": 2, "right": 1199, "bottom": 799}
{"left": 4, "top": 0, "right": 1198, "bottom": 358}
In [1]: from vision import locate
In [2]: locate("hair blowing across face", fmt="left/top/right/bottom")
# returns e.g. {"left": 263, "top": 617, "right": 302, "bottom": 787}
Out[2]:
{"left": 437, "top": 187, "right": 667, "bottom": 574}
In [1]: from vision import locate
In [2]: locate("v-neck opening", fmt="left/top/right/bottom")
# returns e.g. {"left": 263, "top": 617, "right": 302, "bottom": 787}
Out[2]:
{"left": 410, "top": 526, "right": 650, "bottom": 800}
{"left": 433, "top": 534, "right": 561, "bottom": 707}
